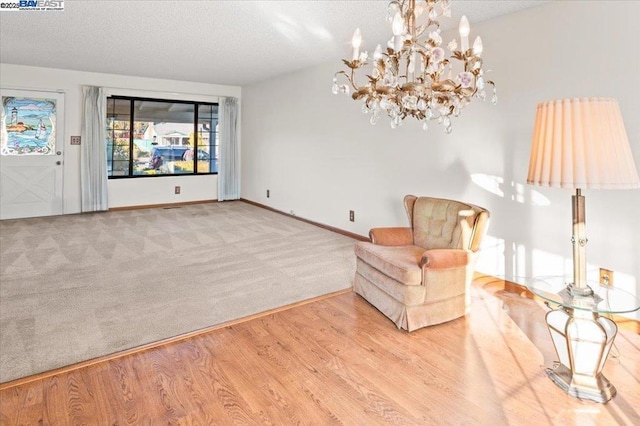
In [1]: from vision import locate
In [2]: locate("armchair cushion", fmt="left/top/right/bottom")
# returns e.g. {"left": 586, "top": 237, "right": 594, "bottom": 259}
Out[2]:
{"left": 354, "top": 243, "right": 423, "bottom": 285}
{"left": 409, "top": 197, "right": 477, "bottom": 250}
{"left": 355, "top": 259, "right": 426, "bottom": 306}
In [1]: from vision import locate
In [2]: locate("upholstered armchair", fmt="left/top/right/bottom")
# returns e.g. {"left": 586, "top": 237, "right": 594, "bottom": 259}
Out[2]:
{"left": 354, "top": 195, "right": 490, "bottom": 331}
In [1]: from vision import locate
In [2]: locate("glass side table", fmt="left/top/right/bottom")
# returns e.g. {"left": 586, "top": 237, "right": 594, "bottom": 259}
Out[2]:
{"left": 526, "top": 276, "right": 640, "bottom": 403}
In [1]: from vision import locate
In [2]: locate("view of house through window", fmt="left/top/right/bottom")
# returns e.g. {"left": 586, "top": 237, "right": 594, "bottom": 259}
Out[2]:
{"left": 106, "top": 96, "right": 218, "bottom": 177}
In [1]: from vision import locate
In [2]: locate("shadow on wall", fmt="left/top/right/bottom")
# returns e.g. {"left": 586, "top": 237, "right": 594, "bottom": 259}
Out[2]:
{"left": 471, "top": 174, "right": 549, "bottom": 207}
{"left": 473, "top": 172, "right": 639, "bottom": 307}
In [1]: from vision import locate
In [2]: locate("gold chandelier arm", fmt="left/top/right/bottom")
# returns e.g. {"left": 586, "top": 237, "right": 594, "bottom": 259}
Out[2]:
{"left": 417, "top": 51, "right": 429, "bottom": 82}
{"left": 350, "top": 69, "right": 362, "bottom": 91}
{"left": 465, "top": 56, "right": 483, "bottom": 73}
{"left": 407, "top": 0, "right": 416, "bottom": 37}
{"left": 334, "top": 70, "right": 361, "bottom": 92}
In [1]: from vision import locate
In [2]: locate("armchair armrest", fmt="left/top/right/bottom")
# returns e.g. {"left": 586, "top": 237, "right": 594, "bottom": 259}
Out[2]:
{"left": 369, "top": 227, "right": 413, "bottom": 246}
{"left": 420, "top": 249, "right": 471, "bottom": 269}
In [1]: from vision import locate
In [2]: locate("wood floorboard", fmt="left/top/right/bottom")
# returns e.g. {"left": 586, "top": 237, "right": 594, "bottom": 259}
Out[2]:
{"left": 1, "top": 280, "right": 639, "bottom": 425}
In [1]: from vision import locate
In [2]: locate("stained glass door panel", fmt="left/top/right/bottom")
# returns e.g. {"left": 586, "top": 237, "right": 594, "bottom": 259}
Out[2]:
{"left": 0, "top": 89, "right": 65, "bottom": 219}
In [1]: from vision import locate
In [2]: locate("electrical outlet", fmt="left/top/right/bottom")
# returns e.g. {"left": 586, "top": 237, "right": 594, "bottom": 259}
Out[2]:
{"left": 174, "top": 186, "right": 181, "bottom": 195}
{"left": 349, "top": 210, "right": 355, "bottom": 222}
{"left": 599, "top": 268, "right": 613, "bottom": 286}
{"left": 267, "top": 189, "right": 270, "bottom": 198}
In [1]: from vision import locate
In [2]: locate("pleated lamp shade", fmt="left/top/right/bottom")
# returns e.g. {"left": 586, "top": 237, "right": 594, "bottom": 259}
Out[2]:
{"left": 527, "top": 98, "right": 640, "bottom": 189}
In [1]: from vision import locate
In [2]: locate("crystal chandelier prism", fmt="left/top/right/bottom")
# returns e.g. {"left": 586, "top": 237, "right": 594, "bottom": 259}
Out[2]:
{"left": 332, "top": 0, "right": 497, "bottom": 132}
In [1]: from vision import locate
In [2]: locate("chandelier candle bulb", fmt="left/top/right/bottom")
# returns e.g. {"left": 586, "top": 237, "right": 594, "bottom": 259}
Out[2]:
{"left": 392, "top": 12, "right": 404, "bottom": 51}
{"left": 373, "top": 44, "right": 383, "bottom": 60}
{"left": 473, "top": 36, "right": 483, "bottom": 56}
{"left": 459, "top": 15, "right": 470, "bottom": 51}
{"left": 408, "top": 52, "right": 416, "bottom": 79}
{"left": 352, "top": 28, "right": 362, "bottom": 60}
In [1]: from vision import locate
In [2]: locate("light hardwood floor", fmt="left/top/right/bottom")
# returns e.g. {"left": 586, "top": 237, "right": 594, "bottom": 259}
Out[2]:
{"left": 1, "top": 277, "right": 639, "bottom": 425}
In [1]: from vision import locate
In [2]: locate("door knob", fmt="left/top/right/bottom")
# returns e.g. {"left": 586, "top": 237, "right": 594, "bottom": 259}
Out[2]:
{"left": 56, "top": 151, "right": 62, "bottom": 155}
{"left": 56, "top": 161, "right": 62, "bottom": 165}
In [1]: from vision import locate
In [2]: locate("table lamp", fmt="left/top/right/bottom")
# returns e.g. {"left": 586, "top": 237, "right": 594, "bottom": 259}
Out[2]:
{"left": 527, "top": 97, "right": 640, "bottom": 402}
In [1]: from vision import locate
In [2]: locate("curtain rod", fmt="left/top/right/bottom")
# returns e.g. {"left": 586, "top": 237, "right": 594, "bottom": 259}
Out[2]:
{"left": 1, "top": 86, "right": 65, "bottom": 94}
{"left": 100, "top": 86, "right": 233, "bottom": 102}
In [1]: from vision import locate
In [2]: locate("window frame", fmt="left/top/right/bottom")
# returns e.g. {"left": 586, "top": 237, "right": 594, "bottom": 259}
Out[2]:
{"left": 106, "top": 95, "right": 219, "bottom": 179}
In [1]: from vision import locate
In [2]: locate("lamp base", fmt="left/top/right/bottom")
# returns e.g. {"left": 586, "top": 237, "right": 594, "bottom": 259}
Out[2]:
{"left": 545, "top": 364, "right": 616, "bottom": 403}
{"left": 545, "top": 308, "right": 618, "bottom": 404}
{"left": 565, "top": 283, "right": 594, "bottom": 297}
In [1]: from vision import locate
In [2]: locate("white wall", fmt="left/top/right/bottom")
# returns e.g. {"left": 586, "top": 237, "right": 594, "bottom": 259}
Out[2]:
{"left": 0, "top": 64, "right": 241, "bottom": 211}
{"left": 241, "top": 1, "right": 640, "bottom": 316}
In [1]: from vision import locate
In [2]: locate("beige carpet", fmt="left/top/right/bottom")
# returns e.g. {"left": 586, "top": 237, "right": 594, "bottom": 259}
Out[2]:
{"left": 0, "top": 201, "right": 356, "bottom": 383}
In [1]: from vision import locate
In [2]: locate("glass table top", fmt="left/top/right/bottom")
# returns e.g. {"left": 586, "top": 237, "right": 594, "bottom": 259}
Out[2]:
{"left": 525, "top": 276, "right": 640, "bottom": 314}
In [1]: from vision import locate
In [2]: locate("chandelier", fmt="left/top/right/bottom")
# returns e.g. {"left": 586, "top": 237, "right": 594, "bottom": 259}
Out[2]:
{"left": 332, "top": 0, "right": 497, "bottom": 132}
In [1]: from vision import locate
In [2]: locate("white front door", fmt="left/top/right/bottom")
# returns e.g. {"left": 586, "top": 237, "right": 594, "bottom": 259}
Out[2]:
{"left": 0, "top": 89, "right": 64, "bottom": 220}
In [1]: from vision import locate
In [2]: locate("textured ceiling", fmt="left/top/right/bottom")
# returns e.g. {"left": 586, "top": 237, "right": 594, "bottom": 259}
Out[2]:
{"left": 0, "top": 0, "right": 551, "bottom": 86}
